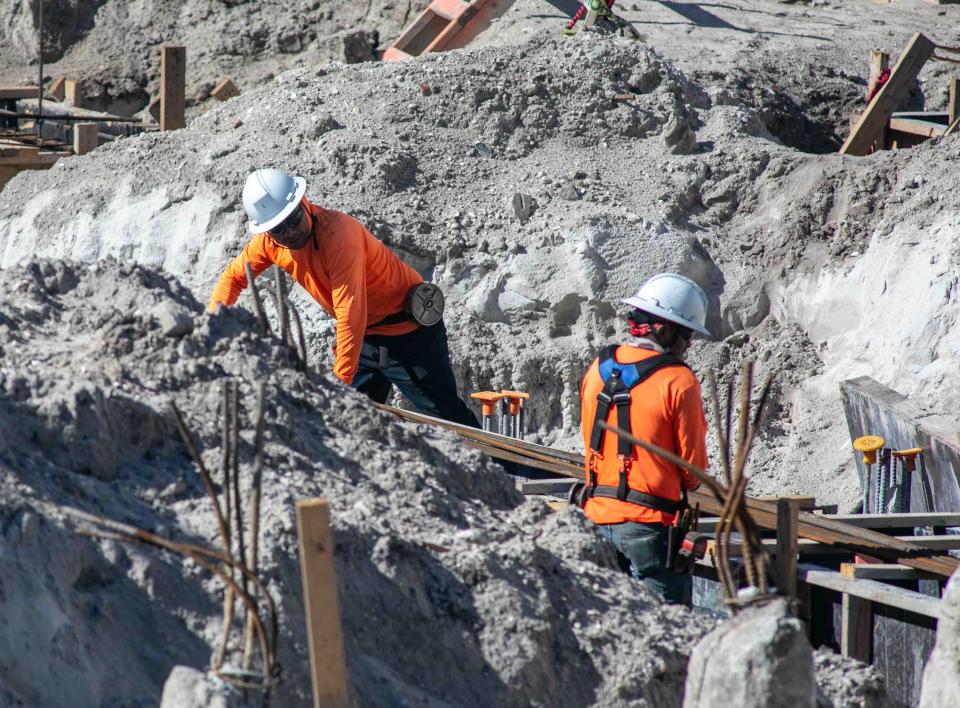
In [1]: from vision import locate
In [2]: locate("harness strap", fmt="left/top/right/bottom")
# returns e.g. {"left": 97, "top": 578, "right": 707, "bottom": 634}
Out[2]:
{"left": 587, "top": 486, "right": 682, "bottom": 514}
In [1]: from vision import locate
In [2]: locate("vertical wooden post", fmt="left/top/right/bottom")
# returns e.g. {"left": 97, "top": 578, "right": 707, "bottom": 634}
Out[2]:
{"left": 160, "top": 45, "right": 186, "bottom": 132}
{"left": 64, "top": 79, "right": 82, "bottom": 108}
{"left": 841, "top": 593, "right": 872, "bottom": 662}
{"left": 73, "top": 122, "right": 98, "bottom": 155}
{"left": 296, "top": 499, "right": 349, "bottom": 708}
{"left": 776, "top": 498, "right": 799, "bottom": 600}
{"left": 949, "top": 79, "right": 959, "bottom": 127}
{"left": 867, "top": 50, "right": 890, "bottom": 101}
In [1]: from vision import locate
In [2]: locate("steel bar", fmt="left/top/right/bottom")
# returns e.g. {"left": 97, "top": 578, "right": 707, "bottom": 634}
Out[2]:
{"left": 243, "top": 260, "right": 269, "bottom": 334}
{"left": 243, "top": 382, "right": 268, "bottom": 669}
{"left": 274, "top": 267, "right": 290, "bottom": 346}
{"left": 215, "top": 381, "right": 235, "bottom": 670}
{"left": 230, "top": 381, "right": 248, "bottom": 600}
{"left": 290, "top": 304, "right": 308, "bottom": 370}
{"left": 0, "top": 108, "right": 151, "bottom": 124}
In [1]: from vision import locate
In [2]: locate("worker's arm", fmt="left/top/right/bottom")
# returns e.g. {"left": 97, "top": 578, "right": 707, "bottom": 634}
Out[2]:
{"left": 207, "top": 236, "right": 273, "bottom": 312}
{"left": 326, "top": 229, "right": 368, "bottom": 385}
{"left": 674, "top": 378, "right": 708, "bottom": 491}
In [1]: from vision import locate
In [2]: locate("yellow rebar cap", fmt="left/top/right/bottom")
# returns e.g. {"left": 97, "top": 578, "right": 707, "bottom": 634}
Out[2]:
{"left": 853, "top": 435, "right": 885, "bottom": 464}
{"left": 892, "top": 447, "right": 923, "bottom": 459}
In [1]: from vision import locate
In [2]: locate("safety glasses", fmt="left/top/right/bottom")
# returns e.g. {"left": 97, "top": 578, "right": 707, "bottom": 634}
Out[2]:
{"left": 270, "top": 205, "right": 304, "bottom": 239}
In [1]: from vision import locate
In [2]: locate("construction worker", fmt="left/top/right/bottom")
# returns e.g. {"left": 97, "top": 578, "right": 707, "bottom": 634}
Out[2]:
{"left": 574, "top": 273, "right": 709, "bottom": 604}
{"left": 209, "top": 168, "right": 479, "bottom": 428}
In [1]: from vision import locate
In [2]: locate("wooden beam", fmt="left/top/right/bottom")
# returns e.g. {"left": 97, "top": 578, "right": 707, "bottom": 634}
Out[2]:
{"left": 0, "top": 86, "right": 40, "bottom": 100}
{"left": 867, "top": 49, "right": 890, "bottom": 101}
{"left": 894, "top": 535, "right": 960, "bottom": 551}
{"left": 72, "top": 122, "right": 98, "bottom": 155}
{"left": 296, "top": 499, "right": 349, "bottom": 708}
{"left": 707, "top": 538, "right": 849, "bottom": 556}
{"left": 211, "top": 78, "right": 240, "bottom": 102}
{"left": 826, "top": 512, "right": 960, "bottom": 529}
{"left": 888, "top": 113, "right": 947, "bottom": 137}
{"left": 758, "top": 495, "right": 816, "bottom": 511}
{"left": 841, "top": 33, "right": 936, "bottom": 156}
{"left": 160, "top": 45, "right": 186, "bottom": 131}
{"left": 777, "top": 499, "right": 799, "bottom": 599}
{"left": 840, "top": 562, "right": 937, "bottom": 581}
{"left": 842, "top": 593, "right": 872, "bottom": 662}
{"left": 800, "top": 564, "right": 941, "bottom": 619}
{"left": 64, "top": 79, "right": 82, "bottom": 108}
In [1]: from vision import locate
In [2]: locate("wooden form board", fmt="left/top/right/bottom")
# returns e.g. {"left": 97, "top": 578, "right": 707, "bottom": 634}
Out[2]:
{"left": 828, "top": 512, "right": 960, "bottom": 528}
{"left": 0, "top": 86, "right": 40, "bottom": 100}
{"left": 841, "top": 33, "right": 936, "bottom": 155}
{"left": 841, "top": 563, "right": 937, "bottom": 581}
{"left": 776, "top": 499, "right": 800, "bottom": 599}
{"left": 64, "top": 80, "right": 82, "bottom": 108}
{"left": 801, "top": 564, "right": 940, "bottom": 619}
{"left": 296, "top": 499, "right": 349, "bottom": 708}
{"left": 160, "top": 46, "right": 186, "bottom": 131}
{"left": 48, "top": 77, "right": 66, "bottom": 102}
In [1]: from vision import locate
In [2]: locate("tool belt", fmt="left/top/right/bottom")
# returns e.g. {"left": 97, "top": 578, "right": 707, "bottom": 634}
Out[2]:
{"left": 370, "top": 283, "right": 445, "bottom": 329}
{"left": 665, "top": 491, "right": 705, "bottom": 574}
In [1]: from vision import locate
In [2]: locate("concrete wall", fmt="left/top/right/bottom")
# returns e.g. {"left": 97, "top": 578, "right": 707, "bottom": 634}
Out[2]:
{"left": 840, "top": 376, "right": 960, "bottom": 513}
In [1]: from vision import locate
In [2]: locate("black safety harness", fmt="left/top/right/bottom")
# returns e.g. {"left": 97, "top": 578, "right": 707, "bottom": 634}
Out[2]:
{"left": 576, "top": 344, "right": 689, "bottom": 514}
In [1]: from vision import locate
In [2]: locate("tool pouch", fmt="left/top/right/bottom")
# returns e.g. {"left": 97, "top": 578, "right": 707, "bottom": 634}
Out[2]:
{"left": 567, "top": 481, "right": 588, "bottom": 508}
{"left": 404, "top": 283, "right": 445, "bottom": 327}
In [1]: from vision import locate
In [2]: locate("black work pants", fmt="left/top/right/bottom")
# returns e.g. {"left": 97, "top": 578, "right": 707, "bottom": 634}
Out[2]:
{"left": 352, "top": 321, "right": 480, "bottom": 428}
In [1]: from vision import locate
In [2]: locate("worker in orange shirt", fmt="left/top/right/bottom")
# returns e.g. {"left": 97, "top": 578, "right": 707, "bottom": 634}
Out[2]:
{"left": 209, "top": 168, "right": 479, "bottom": 428}
{"left": 574, "top": 273, "right": 709, "bottom": 604}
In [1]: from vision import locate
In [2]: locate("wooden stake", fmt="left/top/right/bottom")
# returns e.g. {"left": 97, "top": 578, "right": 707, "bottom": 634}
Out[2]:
{"left": 212, "top": 78, "right": 240, "bottom": 102}
{"left": 64, "top": 79, "right": 82, "bottom": 108}
{"left": 841, "top": 33, "right": 936, "bottom": 156}
{"left": 949, "top": 78, "right": 959, "bottom": 126}
{"left": 776, "top": 498, "right": 799, "bottom": 600}
{"left": 49, "top": 76, "right": 66, "bottom": 102}
{"left": 867, "top": 50, "right": 890, "bottom": 101}
{"left": 160, "top": 45, "right": 186, "bottom": 131}
{"left": 841, "top": 593, "right": 872, "bottom": 662}
{"left": 72, "top": 122, "right": 98, "bottom": 155}
{"left": 297, "top": 499, "right": 349, "bottom": 708}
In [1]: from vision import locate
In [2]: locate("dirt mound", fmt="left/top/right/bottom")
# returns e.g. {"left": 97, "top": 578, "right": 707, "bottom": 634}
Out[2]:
{"left": 0, "top": 257, "right": 717, "bottom": 706}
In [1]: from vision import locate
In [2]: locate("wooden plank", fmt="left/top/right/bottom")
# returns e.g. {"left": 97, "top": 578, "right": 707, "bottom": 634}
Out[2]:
{"left": 160, "top": 45, "right": 186, "bottom": 131}
{"left": 842, "top": 593, "right": 872, "bottom": 662}
{"left": 0, "top": 86, "right": 40, "bottom": 100}
{"left": 888, "top": 114, "right": 946, "bottom": 137}
{"left": 0, "top": 145, "right": 39, "bottom": 160}
{"left": 841, "top": 562, "right": 936, "bottom": 581}
{"left": 64, "top": 79, "right": 82, "bottom": 108}
{"left": 867, "top": 49, "right": 890, "bottom": 101}
{"left": 72, "top": 122, "right": 98, "bottom": 155}
{"left": 894, "top": 535, "right": 960, "bottom": 551}
{"left": 800, "top": 564, "right": 941, "bottom": 618}
{"left": 777, "top": 499, "right": 799, "bottom": 598}
{"left": 296, "top": 499, "right": 349, "bottom": 708}
{"left": 48, "top": 77, "right": 66, "bottom": 102}
{"left": 211, "top": 78, "right": 240, "bottom": 102}
{"left": 707, "top": 538, "right": 850, "bottom": 556}
{"left": 825, "top": 512, "right": 960, "bottom": 529}
{"left": 517, "top": 478, "right": 576, "bottom": 495}
{"left": 841, "top": 33, "right": 936, "bottom": 156}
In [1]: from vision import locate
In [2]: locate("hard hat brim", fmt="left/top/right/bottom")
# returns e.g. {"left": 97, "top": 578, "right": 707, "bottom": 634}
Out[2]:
{"left": 622, "top": 296, "right": 711, "bottom": 337}
{"left": 248, "top": 176, "right": 307, "bottom": 234}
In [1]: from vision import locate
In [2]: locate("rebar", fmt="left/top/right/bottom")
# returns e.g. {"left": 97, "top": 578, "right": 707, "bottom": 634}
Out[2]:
{"left": 244, "top": 260, "right": 270, "bottom": 335}
{"left": 274, "top": 267, "right": 290, "bottom": 346}
{"left": 243, "top": 381, "right": 267, "bottom": 670}
{"left": 214, "top": 381, "right": 235, "bottom": 670}
{"left": 230, "top": 380, "right": 247, "bottom": 600}
{"left": 290, "top": 304, "right": 308, "bottom": 371}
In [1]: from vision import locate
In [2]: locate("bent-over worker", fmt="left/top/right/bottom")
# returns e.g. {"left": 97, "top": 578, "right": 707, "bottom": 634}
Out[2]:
{"left": 574, "top": 273, "right": 709, "bottom": 604}
{"left": 209, "top": 168, "right": 479, "bottom": 428}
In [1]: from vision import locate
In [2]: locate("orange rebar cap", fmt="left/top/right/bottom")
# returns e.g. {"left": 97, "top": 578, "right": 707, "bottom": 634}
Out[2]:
{"left": 471, "top": 391, "right": 507, "bottom": 417}
{"left": 500, "top": 390, "right": 530, "bottom": 415}
{"left": 852, "top": 435, "right": 885, "bottom": 464}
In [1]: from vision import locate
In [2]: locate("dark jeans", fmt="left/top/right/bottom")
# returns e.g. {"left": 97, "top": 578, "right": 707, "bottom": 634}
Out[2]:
{"left": 353, "top": 321, "right": 480, "bottom": 428}
{"left": 596, "top": 521, "right": 692, "bottom": 605}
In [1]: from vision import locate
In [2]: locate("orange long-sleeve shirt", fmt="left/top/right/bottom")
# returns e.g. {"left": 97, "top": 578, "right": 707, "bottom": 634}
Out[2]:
{"left": 580, "top": 343, "right": 707, "bottom": 526}
{"left": 209, "top": 200, "right": 422, "bottom": 384}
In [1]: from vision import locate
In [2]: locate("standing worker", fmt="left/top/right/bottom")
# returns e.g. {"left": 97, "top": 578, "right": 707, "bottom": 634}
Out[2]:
{"left": 209, "top": 168, "right": 479, "bottom": 427}
{"left": 573, "top": 273, "right": 709, "bottom": 604}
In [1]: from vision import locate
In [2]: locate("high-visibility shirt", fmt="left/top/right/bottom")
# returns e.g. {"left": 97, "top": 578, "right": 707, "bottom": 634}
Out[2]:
{"left": 580, "top": 343, "right": 706, "bottom": 526}
{"left": 208, "top": 200, "right": 422, "bottom": 384}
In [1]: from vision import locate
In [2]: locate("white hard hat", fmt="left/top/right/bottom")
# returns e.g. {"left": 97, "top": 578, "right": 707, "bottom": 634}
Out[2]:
{"left": 622, "top": 272, "right": 711, "bottom": 337}
{"left": 242, "top": 168, "right": 307, "bottom": 234}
